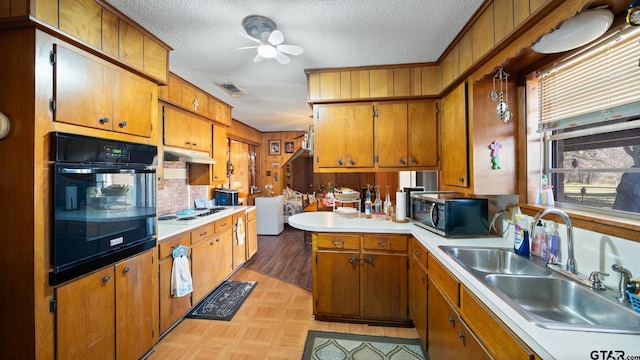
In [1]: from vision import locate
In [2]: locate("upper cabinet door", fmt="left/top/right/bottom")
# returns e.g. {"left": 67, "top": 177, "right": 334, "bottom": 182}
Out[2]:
{"left": 113, "top": 72, "right": 154, "bottom": 137}
{"left": 314, "top": 104, "right": 347, "bottom": 168}
{"left": 54, "top": 45, "right": 114, "bottom": 131}
{"left": 441, "top": 83, "right": 469, "bottom": 188}
{"left": 376, "top": 103, "right": 409, "bottom": 168}
{"left": 408, "top": 101, "right": 438, "bottom": 167}
{"left": 59, "top": 0, "right": 102, "bottom": 48}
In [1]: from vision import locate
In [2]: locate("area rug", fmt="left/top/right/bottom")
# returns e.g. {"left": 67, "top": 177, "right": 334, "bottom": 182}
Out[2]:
{"left": 302, "top": 331, "right": 427, "bottom": 360}
{"left": 185, "top": 280, "right": 257, "bottom": 321}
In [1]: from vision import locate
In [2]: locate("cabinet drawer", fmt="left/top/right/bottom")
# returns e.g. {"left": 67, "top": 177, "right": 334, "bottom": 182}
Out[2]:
{"left": 159, "top": 232, "right": 190, "bottom": 259}
{"left": 363, "top": 235, "right": 407, "bottom": 252}
{"left": 411, "top": 238, "right": 428, "bottom": 269}
{"left": 215, "top": 216, "right": 232, "bottom": 233}
{"left": 317, "top": 233, "right": 360, "bottom": 250}
{"left": 190, "top": 223, "right": 215, "bottom": 244}
{"left": 461, "top": 286, "right": 536, "bottom": 360}
{"left": 428, "top": 253, "right": 460, "bottom": 307}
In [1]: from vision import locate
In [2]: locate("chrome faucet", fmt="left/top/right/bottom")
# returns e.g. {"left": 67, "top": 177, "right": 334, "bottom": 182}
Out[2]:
{"left": 611, "top": 264, "right": 633, "bottom": 303}
{"left": 529, "top": 208, "right": 577, "bottom": 274}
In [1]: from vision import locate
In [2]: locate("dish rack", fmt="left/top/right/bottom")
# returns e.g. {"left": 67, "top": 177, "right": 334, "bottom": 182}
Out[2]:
{"left": 628, "top": 291, "right": 640, "bottom": 313}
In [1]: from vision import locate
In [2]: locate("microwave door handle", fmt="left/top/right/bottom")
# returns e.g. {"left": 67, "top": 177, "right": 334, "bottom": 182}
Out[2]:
{"left": 429, "top": 203, "right": 437, "bottom": 226}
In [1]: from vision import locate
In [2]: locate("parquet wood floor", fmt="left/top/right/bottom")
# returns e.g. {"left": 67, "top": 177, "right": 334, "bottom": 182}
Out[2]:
{"left": 148, "top": 270, "right": 419, "bottom": 359}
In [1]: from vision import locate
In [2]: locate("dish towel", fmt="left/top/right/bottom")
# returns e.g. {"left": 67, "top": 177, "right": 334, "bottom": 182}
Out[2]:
{"left": 171, "top": 255, "right": 193, "bottom": 297}
{"left": 237, "top": 217, "right": 245, "bottom": 246}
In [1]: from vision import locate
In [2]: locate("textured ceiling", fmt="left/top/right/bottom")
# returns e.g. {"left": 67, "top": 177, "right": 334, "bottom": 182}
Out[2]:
{"left": 106, "top": 0, "right": 484, "bottom": 132}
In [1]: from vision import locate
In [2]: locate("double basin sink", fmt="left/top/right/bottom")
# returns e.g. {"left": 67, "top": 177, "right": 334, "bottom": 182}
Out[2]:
{"left": 440, "top": 246, "right": 640, "bottom": 334}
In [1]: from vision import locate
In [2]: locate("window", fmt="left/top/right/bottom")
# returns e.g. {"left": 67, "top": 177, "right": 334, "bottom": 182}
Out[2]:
{"left": 536, "top": 25, "right": 640, "bottom": 216}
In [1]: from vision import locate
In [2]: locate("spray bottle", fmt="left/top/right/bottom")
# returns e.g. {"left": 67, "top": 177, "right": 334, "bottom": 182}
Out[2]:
{"left": 514, "top": 214, "right": 530, "bottom": 256}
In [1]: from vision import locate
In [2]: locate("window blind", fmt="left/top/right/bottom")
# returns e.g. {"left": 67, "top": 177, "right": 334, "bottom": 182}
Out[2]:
{"left": 538, "top": 26, "right": 640, "bottom": 134}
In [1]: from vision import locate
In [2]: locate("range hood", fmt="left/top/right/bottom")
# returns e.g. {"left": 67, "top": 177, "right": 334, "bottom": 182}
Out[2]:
{"left": 289, "top": 125, "right": 314, "bottom": 162}
{"left": 163, "top": 146, "right": 216, "bottom": 165}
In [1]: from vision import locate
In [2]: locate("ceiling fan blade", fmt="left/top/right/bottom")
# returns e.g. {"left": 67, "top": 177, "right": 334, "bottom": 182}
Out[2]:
{"left": 276, "top": 44, "right": 304, "bottom": 56}
{"left": 233, "top": 46, "right": 259, "bottom": 50}
{"left": 274, "top": 51, "right": 291, "bottom": 64}
{"left": 253, "top": 53, "right": 265, "bottom": 62}
{"left": 267, "top": 30, "right": 284, "bottom": 45}
{"left": 237, "top": 30, "right": 262, "bottom": 44}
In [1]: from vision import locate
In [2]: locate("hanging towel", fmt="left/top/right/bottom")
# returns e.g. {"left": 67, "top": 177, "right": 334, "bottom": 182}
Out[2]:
{"left": 171, "top": 255, "right": 193, "bottom": 297}
{"left": 236, "top": 216, "right": 245, "bottom": 246}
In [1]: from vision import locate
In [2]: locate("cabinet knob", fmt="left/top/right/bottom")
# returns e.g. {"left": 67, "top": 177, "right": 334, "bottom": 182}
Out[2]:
{"left": 185, "top": 141, "right": 192, "bottom": 145}
{"left": 349, "top": 159, "right": 355, "bottom": 165}
{"left": 398, "top": 158, "right": 406, "bottom": 164}
{"left": 123, "top": 267, "right": 130, "bottom": 274}
{"left": 118, "top": 121, "right": 127, "bottom": 128}
{"left": 448, "top": 315, "right": 454, "bottom": 324}
{"left": 457, "top": 332, "right": 465, "bottom": 340}
{"left": 102, "top": 276, "right": 111, "bottom": 283}
{"left": 337, "top": 159, "right": 343, "bottom": 165}
{"left": 458, "top": 176, "right": 465, "bottom": 183}
{"left": 420, "top": 275, "right": 425, "bottom": 282}
{"left": 411, "top": 157, "right": 417, "bottom": 163}
{"left": 99, "top": 117, "right": 109, "bottom": 124}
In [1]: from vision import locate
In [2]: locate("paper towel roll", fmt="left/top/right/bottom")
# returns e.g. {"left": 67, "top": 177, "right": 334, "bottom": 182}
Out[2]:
{"left": 65, "top": 186, "right": 77, "bottom": 210}
{"left": 395, "top": 191, "right": 406, "bottom": 221}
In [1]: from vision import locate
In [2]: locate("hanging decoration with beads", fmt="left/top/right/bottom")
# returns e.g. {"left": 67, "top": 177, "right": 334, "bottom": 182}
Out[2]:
{"left": 490, "top": 67, "right": 511, "bottom": 123}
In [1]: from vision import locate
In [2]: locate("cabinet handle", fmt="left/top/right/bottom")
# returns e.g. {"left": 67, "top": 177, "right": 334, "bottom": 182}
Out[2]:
{"left": 365, "top": 258, "right": 373, "bottom": 264}
{"left": 378, "top": 241, "right": 391, "bottom": 247}
{"left": 103, "top": 276, "right": 111, "bottom": 283}
{"left": 411, "top": 157, "right": 417, "bottom": 163}
{"left": 458, "top": 176, "right": 465, "bottom": 183}
{"left": 398, "top": 158, "right": 405, "bottom": 164}
{"left": 420, "top": 275, "right": 425, "bottom": 282}
{"left": 192, "top": 143, "right": 197, "bottom": 147}
{"left": 448, "top": 315, "right": 454, "bottom": 324}
{"left": 337, "top": 159, "right": 343, "bottom": 165}
{"left": 99, "top": 117, "right": 109, "bottom": 124}
{"left": 349, "top": 257, "right": 358, "bottom": 263}
{"left": 123, "top": 267, "right": 130, "bottom": 274}
{"left": 414, "top": 249, "right": 422, "bottom": 256}
{"left": 200, "top": 231, "right": 208, "bottom": 236}
{"left": 210, "top": 241, "right": 214, "bottom": 245}
{"left": 332, "top": 240, "right": 344, "bottom": 245}
{"left": 185, "top": 141, "right": 192, "bottom": 145}
{"left": 118, "top": 121, "right": 127, "bottom": 128}
{"left": 349, "top": 159, "right": 355, "bottom": 165}
{"left": 457, "top": 332, "right": 465, "bottom": 340}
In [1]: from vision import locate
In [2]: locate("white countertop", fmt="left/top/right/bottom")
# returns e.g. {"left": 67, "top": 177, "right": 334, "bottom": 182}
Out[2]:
{"left": 288, "top": 212, "right": 640, "bottom": 360}
{"left": 157, "top": 206, "right": 250, "bottom": 240}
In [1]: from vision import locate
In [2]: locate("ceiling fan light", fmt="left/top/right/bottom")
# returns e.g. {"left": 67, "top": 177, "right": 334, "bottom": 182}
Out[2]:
{"left": 257, "top": 44, "right": 277, "bottom": 58}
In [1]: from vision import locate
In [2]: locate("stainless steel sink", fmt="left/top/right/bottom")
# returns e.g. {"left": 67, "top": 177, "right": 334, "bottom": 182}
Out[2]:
{"left": 439, "top": 246, "right": 640, "bottom": 334}
{"left": 485, "top": 274, "right": 640, "bottom": 334}
{"left": 441, "top": 246, "right": 552, "bottom": 276}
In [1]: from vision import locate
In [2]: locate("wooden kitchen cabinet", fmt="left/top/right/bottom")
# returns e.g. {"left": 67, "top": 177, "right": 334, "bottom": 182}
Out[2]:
{"left": 428, "top": 277, "right": 491, "bottom": 360}
{"left": 53, "top": 44, "right": 154, "bottom": 137}
{"left": 212, "top": 122, "right": 229, "bottom": 184}
{"left": 56, "top": 249, "right": 158, "bottom": 360}
{"left": 163, "top": 105, "right": 213, "bottom": 152}
{"left": 246, "top": 208, "right": 258, "bottom": 259}
{"left": 158, "top": 232, "right": 192, "bottom": 334}
{"left": 190, "top": 217, "right": 233, "bottom": 303}
{"left": 118, "top": 21, "right": 144, "bottom": 70}
{"left": 409, "top": 238, "right": 428, "bottom": 347}
{"left": 313, "top": 233, "right": 409, "bottom": 324}
{"left": 376, "top": 101, "right": 438, "bottom": 168}
{"left": 441, "top": 82, "right": 469, "bottom": 188}
{"left": 313, "top": 103, "right": 374, "bottom": 170}
{"left": 59, "top": 0, "right": 102, "bottom": 48}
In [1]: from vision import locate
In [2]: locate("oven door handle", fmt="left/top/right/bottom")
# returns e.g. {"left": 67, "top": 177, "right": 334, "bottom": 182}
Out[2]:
{"left": 57, "top": 166, "right": 150, "bottom": 174}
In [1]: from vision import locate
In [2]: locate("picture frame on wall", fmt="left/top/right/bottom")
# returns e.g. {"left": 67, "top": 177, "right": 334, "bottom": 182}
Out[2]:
{"left": 269, "top": 140, "right": 281, "bottom": 155}
{"left": 285, "top": 141, "right": 294, "bottom": 153}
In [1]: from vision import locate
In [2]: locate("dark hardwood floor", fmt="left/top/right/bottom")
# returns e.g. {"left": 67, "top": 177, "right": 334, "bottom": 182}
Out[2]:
{"left": 243, "top": 224, "right": 312, "bottom": 290}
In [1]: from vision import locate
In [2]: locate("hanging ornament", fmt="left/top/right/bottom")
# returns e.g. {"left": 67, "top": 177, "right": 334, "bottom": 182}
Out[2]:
{"left": 491, "top": 67, "right": 511, "bottom": 123}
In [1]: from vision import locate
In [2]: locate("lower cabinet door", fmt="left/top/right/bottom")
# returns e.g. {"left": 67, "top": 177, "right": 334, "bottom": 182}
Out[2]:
{"left": 159, "top": 257, "right": 192, "bottom": 333}
{"left": 315, "top": 251, "right": 360, "bottom": 317}
{"left": 56, "top": 267, "right": 116, "bottom": 360}
{"left": 361, "top": 254, "right": 408, "bottom": 320}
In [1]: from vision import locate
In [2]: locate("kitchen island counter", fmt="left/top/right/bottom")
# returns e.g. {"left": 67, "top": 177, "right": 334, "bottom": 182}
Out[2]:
{"left": 288, "top": 212, "right": 639, "bottom": 360}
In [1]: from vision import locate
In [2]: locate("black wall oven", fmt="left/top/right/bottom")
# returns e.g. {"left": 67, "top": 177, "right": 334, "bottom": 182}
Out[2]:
{"left": 50, "top": 132, "right": 157, "bottom": 285}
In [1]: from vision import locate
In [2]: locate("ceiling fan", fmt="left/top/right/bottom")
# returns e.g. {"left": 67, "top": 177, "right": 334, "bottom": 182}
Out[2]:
{"left": 235, "top": 15, "right": 304, "bottom": 64}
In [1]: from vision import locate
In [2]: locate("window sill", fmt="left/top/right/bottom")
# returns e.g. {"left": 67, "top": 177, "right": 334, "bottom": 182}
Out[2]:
{"left": 519, "top": 204, "right": 640, "bottom": 243}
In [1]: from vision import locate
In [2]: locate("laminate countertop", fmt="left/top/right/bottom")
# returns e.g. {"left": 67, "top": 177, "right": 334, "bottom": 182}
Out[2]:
{"left": 288, "top": 212, "right": 640, "bottom": 360}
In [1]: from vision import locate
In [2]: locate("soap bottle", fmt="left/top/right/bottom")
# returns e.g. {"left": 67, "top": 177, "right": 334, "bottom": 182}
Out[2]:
{"left": 514, "top": 215, "right": 530, "bottom": 256}
{"left": 550, "top": 222, "right": 561, "bottom": 262}
{"left": 531, "top": 220, "right": 544, "bottom": 257}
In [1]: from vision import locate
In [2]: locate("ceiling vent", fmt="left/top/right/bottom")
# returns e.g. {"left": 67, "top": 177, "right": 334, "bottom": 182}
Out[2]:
{"left": 216, "top": 82, "right": 247, "bottom": 97}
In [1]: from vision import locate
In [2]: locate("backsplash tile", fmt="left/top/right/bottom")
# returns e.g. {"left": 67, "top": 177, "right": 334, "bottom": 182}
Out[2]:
{"left": 157, "top": 161, "right": 208, "bottom": 215}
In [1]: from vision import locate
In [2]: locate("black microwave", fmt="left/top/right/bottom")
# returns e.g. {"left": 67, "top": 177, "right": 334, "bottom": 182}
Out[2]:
{"left": 215, "top": 188, "right": 239, "bottom": 206}
{"left": 410, "top": 192, "right": 488, "bottom": 237}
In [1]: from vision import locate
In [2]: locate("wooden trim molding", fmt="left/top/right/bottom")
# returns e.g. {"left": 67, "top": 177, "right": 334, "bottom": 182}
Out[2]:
{"left": 519, "top": 204, "right": 640, "bottom": 243}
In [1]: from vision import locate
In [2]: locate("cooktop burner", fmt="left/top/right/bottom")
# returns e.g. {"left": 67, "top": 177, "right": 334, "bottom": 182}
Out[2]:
{"left": 195, "top": 207, "right": 227, "bottom": 217}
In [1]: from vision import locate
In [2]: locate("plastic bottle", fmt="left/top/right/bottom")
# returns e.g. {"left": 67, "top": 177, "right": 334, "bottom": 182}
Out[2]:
{"left": 531, "top": 220, "right": 545, "bottom": 257}
{"left": 550, "top": 222, "right": 561, "bottom": 262}
{"left": 513, "top": 214, "right": 530, "bottom": 256}
{"left": 541, "top": 223, "right": 553, "bottom": 262}
{"left": 364, "top": 188, "right": 372, "bottom": 217}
